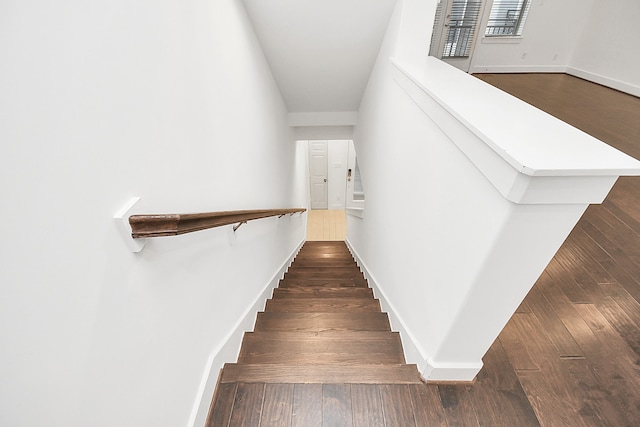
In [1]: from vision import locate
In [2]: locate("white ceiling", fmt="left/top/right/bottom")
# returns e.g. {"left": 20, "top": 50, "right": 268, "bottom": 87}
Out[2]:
{"left": 242, "top": 0, "right": 397, "bottom": 113}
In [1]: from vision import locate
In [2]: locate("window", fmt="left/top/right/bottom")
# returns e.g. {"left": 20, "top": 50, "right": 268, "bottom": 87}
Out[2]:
{"left": 485, "top": 0, "right": 531, "bottom": 36}
{"left": 441, "top": 0, "right": 483, "bottom": 58}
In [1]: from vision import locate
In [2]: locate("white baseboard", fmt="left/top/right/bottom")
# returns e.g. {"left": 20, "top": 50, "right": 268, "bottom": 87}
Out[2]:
{"left": 344, "top": 239, "right": 429, "bottom": 374}
{"left": 566, "top": 66, "right": 640, "bottom": 98}
{"left": 423, "top": 359, "right": 483, "bottom": 383}
{"left": 188, "top": 238, "right": 304, "bottom": 427}
{"left": 469, "top": 64, "right": 640, "bottom": 98}
{"left": 469, "top": 65, "right": 567, "bottom": 74}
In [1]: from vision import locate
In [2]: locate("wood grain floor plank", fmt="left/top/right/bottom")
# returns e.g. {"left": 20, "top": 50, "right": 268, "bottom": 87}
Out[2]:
{"left": 583, "top": 205, "right": 640, "bottom": 266}
{"left": 351, "top": 385, "right": 384, "bottom": 427}
{"left": 543, "top": 257, "right": 592, "bottom": 304}
{"left": 525, "top": 286, "right": 584, "bottom": 358}
{"left": 505, "top": 314, "right": 587, "bottom": 424}
{"left": 497, "top": 319, "right": 539, "bottom": 371}
{"left": 578, "top": 220, "right": 640, "bottom": 300}
{"left": 573, "top": 304, "right": 640, "bottom": 424}
{"left": 409, "top": 384, "right": 448, "bottom": 427}
{"left": 438, "top": 385, "right": 479, "bottom": 427}
{"left": 552, "top": 244, "right": 603, "bottom": 300}
{"left": 323, "top": 384, "right": 353, "bottom": 427}
{"left": 379, "top": 385, "right": 417, "bottom": 427}
{"left": 602, "top": 188, "right": 640, "bottom": 235}
{"left": 516, "top": 370, "right": 592, "bottom": 427}
{"left": 560, "top": 315, "right": 637, "bottom": 427}
{"left": 600, "top": 282, "right": 640, "bottom": 330}
{"left": 228, "top": 383, "right": 264, "bottom": 427}
{"left": 565, "top": 226, "right": 619, "bottom": 285}
{"left": 207, "top": 383, "right": 237, "bottom": 427}
{"left": 260, "top": 384, "right": 294, "bottom": 427}
{"left": 593, "top": 293, "right": 640, "bottom": 357}
{"left": 468, "top": 340, "right": 540, "bottom": 427}
{"left": 292, "top": 384, "right": 322, "bottom": 427}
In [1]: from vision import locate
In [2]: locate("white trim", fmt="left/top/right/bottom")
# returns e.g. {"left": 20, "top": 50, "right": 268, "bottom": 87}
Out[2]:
{"left": 468, "top": 65, "right": 640, "bottom": 99}
{"left": 567, "top": 66, "right": 640, "bottom": 98}
{"left": 346, "top": 207, "right": 364, "bottom": 218}
{"left": 187, "top": 239, "right": 304, "bottom": 427}
{"left": 344, "top": 239, "right": 429, "bottom": 374}
{"left": 423, "top": 359, "right": 484, "bottom": 382}
{"left": 469, "top": 64, "right": 567, "bottom": 74}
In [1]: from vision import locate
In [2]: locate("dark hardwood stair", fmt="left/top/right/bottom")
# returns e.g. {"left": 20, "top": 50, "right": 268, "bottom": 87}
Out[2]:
{"left": 215, "top": 241, "right": 421, "bottom": 385}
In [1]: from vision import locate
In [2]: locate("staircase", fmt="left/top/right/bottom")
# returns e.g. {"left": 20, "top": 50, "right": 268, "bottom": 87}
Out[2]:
{"left": 208, "top": 241, "right": 422, "bottom": 424}
{"left": 219, "top": 240, "right": 420, "bottom": 383}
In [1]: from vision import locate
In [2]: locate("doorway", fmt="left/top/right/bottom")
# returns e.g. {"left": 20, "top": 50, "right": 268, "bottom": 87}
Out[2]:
{"left": 429, "top": 0, "right": 485, "bottom": 72}
{"left": 307, "top": 140, "right": 359, "bottom": 211}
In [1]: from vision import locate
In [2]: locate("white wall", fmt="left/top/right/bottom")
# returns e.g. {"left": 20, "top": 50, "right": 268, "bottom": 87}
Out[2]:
{"left": 470, "top": 0, "right": 594, "bottom": 73}
{"left": 569, "top": 0, "right": 640, "bottom": 96}
{"left": 0, "top": 1, "right": 304, "bottom": 426}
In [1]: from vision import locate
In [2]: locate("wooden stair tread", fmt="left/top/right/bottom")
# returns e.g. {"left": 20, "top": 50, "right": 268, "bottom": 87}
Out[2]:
{"left": 265, "top": 298, "right": 381, "bottom": 312}
{"left": 254, "top": 312, "right": 391, "bottom": 332}
{"left": 272, "top": 287, "right": 373, "bottom": 298}
{"left": 237, "top": 352, "right": 405, "bottom": 365}
{"left": 278, "top": 278, "right": 368, "bottom": 288}
{"left": 293, "top": 257, "right": 356, "bottom": 263}
{"left": 239, "top": 332, "right": 405, "bottom": 364}
{"left": 220, "top": 363, "right": 422, "bottom": 384}
{"left": 242, "top": 330, "right": 401, "bottom": 341}
{"left": 287, "top": 265, "right": 361, "bottom": 272}
{"left": 285, "top": 271, "right": 364, "bottom": 280}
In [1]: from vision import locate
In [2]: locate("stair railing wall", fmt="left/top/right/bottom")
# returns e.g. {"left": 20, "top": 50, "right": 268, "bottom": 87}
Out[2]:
{"left": 347, "top": 53, "right": 640, "bottom": 382}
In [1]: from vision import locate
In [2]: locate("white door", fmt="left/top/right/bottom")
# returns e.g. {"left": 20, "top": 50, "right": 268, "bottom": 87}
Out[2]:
{"left": 429, "top": 0, "right": 484, "bottom": 72}
{"left": 308, "top": 141, "right": 328, "bottom": 209}
{"left": 327, "top": 140, "right": 348, "bottom": 210}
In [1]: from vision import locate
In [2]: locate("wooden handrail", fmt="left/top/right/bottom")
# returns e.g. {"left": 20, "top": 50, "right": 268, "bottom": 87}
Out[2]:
{"left": 129, "top": 208, "right": 306, "bottom": 238}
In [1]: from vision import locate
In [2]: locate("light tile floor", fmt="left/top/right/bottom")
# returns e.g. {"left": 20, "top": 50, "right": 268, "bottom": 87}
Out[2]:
{"left": 306, "top": 210, "right": 346, "bottom": 241}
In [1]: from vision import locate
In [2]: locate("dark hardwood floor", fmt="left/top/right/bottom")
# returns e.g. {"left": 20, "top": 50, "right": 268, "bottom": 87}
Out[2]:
{"left": 208, "top": 75, "right": 640, "bottom": 426}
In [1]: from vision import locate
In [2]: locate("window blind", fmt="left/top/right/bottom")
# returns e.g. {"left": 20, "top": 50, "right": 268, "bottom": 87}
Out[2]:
{"left": 485, "top": 0, "right": 531, "bottom": 36}
{"left": 442, "top": 0, "right": 483, "bottom": 58}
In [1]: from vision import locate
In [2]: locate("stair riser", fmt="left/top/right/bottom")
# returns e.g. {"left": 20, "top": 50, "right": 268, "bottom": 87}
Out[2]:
{"left": 272, "top": 288, "right": 373, "bottom": 299}
{"left": 278, "top": 280, "right": 367, "bottom": 288}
